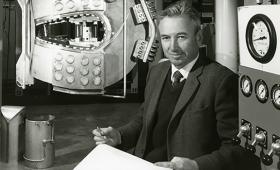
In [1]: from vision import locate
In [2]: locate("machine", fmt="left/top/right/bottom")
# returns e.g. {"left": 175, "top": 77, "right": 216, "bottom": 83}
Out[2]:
{"left": 15, "top": 0, "right": 158, "bottom": 97}
{"left": 234, "top": 4, "right": 280, "bottom": 170}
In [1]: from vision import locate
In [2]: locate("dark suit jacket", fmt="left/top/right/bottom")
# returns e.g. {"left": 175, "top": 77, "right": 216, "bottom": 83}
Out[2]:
{"left": 118, "top": 55, "right": 260, "bottom": 170}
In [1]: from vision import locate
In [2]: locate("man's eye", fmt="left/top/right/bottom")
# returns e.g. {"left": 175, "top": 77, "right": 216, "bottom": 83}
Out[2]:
{"left": 161, "top": 36, "right": 170, "bottom": 40}
{"left": 178, "top": 35, "right": 187, "bottom": 39}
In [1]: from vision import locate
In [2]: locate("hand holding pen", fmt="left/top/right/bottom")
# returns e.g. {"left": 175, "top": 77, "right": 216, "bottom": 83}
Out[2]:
{"left": 92, "top": 126, "right": 122, "bottom": 147}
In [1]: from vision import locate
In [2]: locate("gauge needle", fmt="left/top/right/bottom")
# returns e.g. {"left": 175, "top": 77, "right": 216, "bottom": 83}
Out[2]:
{"left": 245, "top": 83, "right": 249, "bottom": 89}
{"left": 259, "top": 88, "right": 264, "bottom": 95}
{"left": 253, "top": 36, "right": 267, "bottom": 41}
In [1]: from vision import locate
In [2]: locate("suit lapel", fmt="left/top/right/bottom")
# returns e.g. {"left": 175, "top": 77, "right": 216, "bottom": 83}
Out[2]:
{"left": 170, "top": 56, "right": 205, "bottom": 122}
{"left": 146, "top": 62, "right": 170, "bottom": 130}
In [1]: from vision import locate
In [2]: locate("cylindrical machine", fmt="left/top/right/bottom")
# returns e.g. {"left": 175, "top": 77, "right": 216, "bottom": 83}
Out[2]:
{"left": 24, "top": 115, "right": 55, "bottom": 169}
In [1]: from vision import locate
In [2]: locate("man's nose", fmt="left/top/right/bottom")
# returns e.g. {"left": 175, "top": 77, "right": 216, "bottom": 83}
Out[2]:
{"left": 169, "top": 38, "right": 179, "bottom": 51}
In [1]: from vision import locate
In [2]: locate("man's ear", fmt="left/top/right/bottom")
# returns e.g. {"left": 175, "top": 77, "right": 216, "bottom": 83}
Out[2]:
{"left": 195, "top": 29, "right": 203, "bottom": 46}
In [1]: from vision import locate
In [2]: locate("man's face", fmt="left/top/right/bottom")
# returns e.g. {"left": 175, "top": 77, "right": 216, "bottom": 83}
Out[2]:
{"left": 158, "top": 15, "right": 202, "bottom": 69}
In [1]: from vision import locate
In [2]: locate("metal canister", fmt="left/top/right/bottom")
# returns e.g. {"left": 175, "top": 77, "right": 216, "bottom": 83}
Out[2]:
{"left": 24, "top": 115, "right": 55, "bottom": 169}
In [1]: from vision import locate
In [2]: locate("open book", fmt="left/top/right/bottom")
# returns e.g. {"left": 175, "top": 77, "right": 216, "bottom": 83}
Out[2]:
{"left": 74, "top": 144, "right": 171, "bottom": 170}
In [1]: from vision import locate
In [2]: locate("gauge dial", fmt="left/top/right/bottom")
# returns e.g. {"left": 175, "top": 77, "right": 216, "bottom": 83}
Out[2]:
{"left": 246, "top": 14, "right": 277, "bottom": 63}
{"left": 255, "top": 79, "right": 268, "bottom": 103}
{"left": 240, "top": 75, "right": 252, "bottom": 97}
{"left": 271, "top": 84, "right": 280, "bottom": 109}
{"left": 252, "top": 21, "right": 270, "bottom": 57}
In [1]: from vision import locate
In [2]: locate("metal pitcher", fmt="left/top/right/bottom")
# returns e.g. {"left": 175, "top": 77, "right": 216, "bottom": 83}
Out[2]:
{"left": 24, "top": 114, "right": 55, "bottom": 168}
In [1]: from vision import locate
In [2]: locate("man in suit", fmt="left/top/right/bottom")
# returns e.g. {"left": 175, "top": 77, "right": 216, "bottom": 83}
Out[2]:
{"left": 93, "top": 1, "right": 260, "bottom": 170}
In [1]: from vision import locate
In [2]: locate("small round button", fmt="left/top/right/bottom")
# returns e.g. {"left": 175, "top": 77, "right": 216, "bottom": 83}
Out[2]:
{"left": 55, "top": 2, "right": 64, "bottom": 11}
{"left": 66, "top": 55, "right": 75, "bottom": 64}
{"left": 66, "top": 76, "right": 75, "bottom": 84}
{"left": 54, "top": 63, "right": 63, "bottom": 71}
{"left": 80, "top": 77, "right": 89, "bottom": 86}
{"left": 93, "top": 67, "right": 101, "bottom": 76}
{"left": 80, "top": 68, "right": 89, "bottom": 76}
{"left": 93, "top": 58, "right": 101, "bottom": 66}
{"left": 66, "top": 0, "right": 75, "bottom": 9}
{"left": 66, "top": 66, "right": 75, "bottom": 73}
{"left": 94, "top": 77, "right": 101, "bottom": 86}
{"left": 54, "top": 72, "right": 63, "bottom": 81}
{"left": 81, "top": 57, "right": 89, "bottom": 66}
{"left": 55, "top": 53, "right": 63, "bottom": 61}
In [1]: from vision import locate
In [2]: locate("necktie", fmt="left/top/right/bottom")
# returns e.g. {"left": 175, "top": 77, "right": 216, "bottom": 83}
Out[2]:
{"left": 172, "top": 70, "right": 183, "bottom": 87}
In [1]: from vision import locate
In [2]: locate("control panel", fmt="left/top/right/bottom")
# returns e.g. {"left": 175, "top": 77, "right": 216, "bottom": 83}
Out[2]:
{"left": 235, "top": 5, "right": 280, "bottom": 170}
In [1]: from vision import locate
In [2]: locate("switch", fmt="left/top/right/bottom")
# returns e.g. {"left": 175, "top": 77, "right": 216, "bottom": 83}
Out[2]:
{"left": 232, "top": 121, "right": 251, "bottom": 145}
{"left": 261, "top": 135, "right": 280, "bottom": 166}
{"left": 246, "top": 130, "right": 266, "bottom": 153}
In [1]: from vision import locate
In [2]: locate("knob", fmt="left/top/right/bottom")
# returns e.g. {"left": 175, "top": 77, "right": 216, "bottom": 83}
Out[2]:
{"left": 245, "top": 131, "right": 266, "bottom": 153}
{"left": 232, "top": 124, "right": 250, "bottom": 145}
{"left": 261, "top": 139, "right": 280, "bottom": 166}
{"left": 232, "top": 137, "right": 241, "bottom": 145}
{"left": 245, "top": 142, "right": 256, "bottom": 153}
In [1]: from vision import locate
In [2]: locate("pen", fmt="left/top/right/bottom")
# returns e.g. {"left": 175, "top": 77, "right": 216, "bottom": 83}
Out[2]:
{"left": 96, "top": 126, "right": 104, "bottom": 136}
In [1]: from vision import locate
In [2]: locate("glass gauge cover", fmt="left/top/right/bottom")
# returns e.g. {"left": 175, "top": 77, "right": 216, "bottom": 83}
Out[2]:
{"left": 271, "top": 84, "right": 280, "bottom": 109}
{"left": 255, "top": 79, "right": 269, "bottom": 103}
{"left": 246, "top": 14, "right": 277, "bottom": 63}
{"left": 240, "top": 75, "right": 253, "bottom": 97}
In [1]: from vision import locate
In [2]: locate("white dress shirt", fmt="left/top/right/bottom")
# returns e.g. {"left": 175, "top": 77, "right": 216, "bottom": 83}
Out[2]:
{"left": 171, "top": 56, "right": 199, "bottom": 83}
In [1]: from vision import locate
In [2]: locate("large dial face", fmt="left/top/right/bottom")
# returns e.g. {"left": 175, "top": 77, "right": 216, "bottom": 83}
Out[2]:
{"left": 246, "top": 14, "right": 277, "bottom": 63}
{"left": 252, "top": 21, "right": 270, "bottom": 57}
{"left": 255, "top": 79, "right": 268, "bottom": 103}
{"left": 271, "top": 84, "right": 280, "bottom": 109}
{"left": 240, "top": 75, "right": 252, "bottom": 97}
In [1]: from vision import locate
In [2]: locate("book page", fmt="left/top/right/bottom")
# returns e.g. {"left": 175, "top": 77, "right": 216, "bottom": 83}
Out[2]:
{"left": 74, "top": 144, "right": 171, "bottom": 170}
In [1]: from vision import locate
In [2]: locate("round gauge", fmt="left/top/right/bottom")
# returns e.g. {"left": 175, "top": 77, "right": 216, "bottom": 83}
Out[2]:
{"left": 240, "top": 75, "right": 252, "bottom": 97}
{"left": 255, "top": 79, "right": 269, "bottom": 103}
{"left": 271, "top": 84, "right": 280, "bottom": 109}
{"left": 246, "top": 14, "right": 277, "bottom": 63}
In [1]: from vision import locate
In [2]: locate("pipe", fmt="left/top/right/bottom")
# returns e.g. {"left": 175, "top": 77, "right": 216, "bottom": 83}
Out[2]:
{"left": 215, "top": 0, "right": 238, "bottom": 73}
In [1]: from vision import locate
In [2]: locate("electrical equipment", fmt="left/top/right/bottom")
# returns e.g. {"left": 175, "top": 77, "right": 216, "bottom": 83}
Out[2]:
{"left": 235, "top": 5, "right": 280, "bottom": 169}
{"left": 16, "top": 0, "right": 158, "bottom": 96}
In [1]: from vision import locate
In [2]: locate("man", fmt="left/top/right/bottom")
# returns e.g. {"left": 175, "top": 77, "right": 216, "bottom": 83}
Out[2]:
{"left": 93, "top": 1, "right": 260, "bottom": 170}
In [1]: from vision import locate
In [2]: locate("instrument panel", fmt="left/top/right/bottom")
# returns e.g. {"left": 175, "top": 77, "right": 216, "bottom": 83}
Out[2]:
{"left": 237, "top": 5, "right": 280, "bottom": 170}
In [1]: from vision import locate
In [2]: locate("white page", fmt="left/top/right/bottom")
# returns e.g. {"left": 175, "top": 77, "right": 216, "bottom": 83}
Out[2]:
{"left": 74, "top": 144, "right": 171, "bottom": 170}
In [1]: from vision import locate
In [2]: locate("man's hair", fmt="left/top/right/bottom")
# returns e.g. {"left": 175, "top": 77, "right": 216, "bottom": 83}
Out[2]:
{"left": 157, "top": 0, "right": 201, "bottom": 34}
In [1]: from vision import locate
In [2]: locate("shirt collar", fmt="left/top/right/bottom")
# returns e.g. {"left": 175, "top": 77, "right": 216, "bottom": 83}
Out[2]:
{"left": 171, "top": 55, "right": 199, "bottom": 82}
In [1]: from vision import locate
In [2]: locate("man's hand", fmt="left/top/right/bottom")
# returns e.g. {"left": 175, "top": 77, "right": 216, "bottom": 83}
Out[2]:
{"left": 92, "top": 126, "right": 121, "bottom": 147}
{"left": 155, "top": 157, "right": 199, "bottom": 170}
